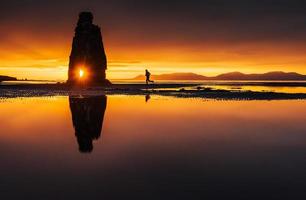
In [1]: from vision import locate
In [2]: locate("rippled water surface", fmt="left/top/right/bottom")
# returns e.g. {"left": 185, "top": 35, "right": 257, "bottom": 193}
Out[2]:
{"left": 0, "top": 95, "right": 306, "bottom": 199}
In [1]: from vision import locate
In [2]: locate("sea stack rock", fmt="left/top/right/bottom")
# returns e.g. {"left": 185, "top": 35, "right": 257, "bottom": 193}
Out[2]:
{"left": 69, "top": 95, "right": 107, "bottom": 153}
{"left": 67, "top": 12, "right": 110, "bottom": 85}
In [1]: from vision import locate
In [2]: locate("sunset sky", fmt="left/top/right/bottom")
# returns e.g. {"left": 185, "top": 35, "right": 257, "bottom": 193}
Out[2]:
{"left": 2, "top": 0, "right": 306, "bottom": 80}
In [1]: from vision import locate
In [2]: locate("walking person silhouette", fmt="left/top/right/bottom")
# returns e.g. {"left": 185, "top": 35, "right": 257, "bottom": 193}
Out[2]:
{"left": 145, "top": 69, "right": 154, "bottom": 85}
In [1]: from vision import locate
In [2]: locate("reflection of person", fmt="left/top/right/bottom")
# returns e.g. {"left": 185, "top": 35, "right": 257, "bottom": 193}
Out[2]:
{"left": 145, "top": 94, "right": 151, "bottom": 102}
{"left": 145, "top": 69, "right": 154, "bottom": 85}
{"left": 69, "top": 95, "right": 107, "bottom": 153}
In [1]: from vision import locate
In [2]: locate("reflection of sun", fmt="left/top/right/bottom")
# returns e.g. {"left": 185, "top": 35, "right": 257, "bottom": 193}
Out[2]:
{"left": 79, "top": 69, "right": 84, "bottom": 78}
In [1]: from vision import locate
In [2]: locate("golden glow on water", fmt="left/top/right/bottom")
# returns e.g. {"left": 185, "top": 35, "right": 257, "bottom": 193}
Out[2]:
{"left": 0, "top": 96, "right": 306, "bottom": 145}
{"left": 0, "top": 95, "right": 305, "bottom": 164}
{"left": 0, "top": 97, "right": 71, "bottom": 143}
{"left": 1, "top": 95, "right": 306, "bottom": 198}
{"left": 211, "top": 85, "right": 306, "bottom": 94}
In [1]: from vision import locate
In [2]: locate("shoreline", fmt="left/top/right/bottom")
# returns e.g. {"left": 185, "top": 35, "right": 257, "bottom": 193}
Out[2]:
{"left": 1, "top": 83, "right": 306, "bottom": 100}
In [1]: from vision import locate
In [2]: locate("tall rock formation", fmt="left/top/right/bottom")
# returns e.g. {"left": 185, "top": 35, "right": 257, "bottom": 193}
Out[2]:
{"left": 67, "top": 12, "right": 110, "bottom": 85}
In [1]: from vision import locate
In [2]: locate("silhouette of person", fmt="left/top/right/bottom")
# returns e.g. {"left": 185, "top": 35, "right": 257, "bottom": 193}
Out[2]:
{"left": 69, "top": 95, "right": 107, "bottom": 153}
{"left": 145, "top": 69, "right": 154, "bottom": 85}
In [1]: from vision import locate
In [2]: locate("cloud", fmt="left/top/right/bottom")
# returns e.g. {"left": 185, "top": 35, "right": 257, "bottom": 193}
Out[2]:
{"left": 2, "top": 0, "right": 306, "bottom": 46}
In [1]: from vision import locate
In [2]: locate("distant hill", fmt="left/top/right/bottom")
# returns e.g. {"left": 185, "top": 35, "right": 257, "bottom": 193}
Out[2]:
{"left": 0, "top": 75, "right": 17, "bottom": 82}
{"left": 132, "top": 71, "right": 306, "bottom": 81}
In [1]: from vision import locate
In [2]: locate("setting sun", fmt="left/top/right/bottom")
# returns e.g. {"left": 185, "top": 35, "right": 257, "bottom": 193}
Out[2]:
{"left": 79, "top": 69, "right": 84, "bottom": 78}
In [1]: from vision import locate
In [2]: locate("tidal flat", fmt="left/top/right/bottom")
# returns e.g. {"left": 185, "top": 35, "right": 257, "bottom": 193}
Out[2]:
{"left": 1, "top": 83, "right": 306, "bottom": 100}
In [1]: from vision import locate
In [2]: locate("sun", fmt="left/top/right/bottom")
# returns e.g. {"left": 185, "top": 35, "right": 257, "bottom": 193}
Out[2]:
{"left": 79, "top": 69, "right": 84, "bottom": 78}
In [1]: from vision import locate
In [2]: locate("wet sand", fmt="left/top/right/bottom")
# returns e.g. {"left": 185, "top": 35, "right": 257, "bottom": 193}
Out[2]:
{"left": 1, "top": 83, "right": 306, "bottom": 100}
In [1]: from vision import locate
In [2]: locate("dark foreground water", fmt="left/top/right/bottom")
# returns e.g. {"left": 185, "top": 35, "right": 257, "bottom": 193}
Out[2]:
{"left": 0, "top": 95, "right": 306, "bottom": 199}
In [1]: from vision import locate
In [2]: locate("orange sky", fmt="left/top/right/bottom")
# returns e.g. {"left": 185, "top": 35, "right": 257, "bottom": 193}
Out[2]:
{"left": 1, "top": 36, "right": 306, "bottom": 81}
{"left": 1, "top": 1, "right": 306, "bottom": 80}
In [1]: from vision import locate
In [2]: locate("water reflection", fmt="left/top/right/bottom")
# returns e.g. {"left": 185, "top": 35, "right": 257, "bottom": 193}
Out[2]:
{"left": 1, "top": 96, "right": 306, "bottom": 198}
{"left": 69, "top": 95, "right": 107, "bottom": 153}
{"left": 145, "top": 94, "right": 151, "bottom": 102}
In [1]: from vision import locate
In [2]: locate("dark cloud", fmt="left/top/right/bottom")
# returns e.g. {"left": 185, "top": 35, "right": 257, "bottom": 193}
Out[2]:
{"left": 1, "top": 0, "right": 306, "bottom": 46}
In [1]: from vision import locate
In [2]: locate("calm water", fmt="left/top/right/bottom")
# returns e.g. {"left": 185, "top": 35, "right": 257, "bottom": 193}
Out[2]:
{"left": 209, "top": 85, "right": 306, "bottom": 93}
{"left": 1, "top": 95, "right": 306, "bottom": 199}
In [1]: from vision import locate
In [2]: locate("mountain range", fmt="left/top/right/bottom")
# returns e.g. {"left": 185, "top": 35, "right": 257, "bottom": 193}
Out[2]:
{"left": 132, "top": 71, "right": 306, "bottom": 81}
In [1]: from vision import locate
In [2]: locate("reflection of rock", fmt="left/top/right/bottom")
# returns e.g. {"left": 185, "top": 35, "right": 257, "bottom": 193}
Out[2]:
{"left": 67, "top": 12, "right": 110, "bottom": 85}
{"left": 69, "top": 95, "right": 107, "bottom": 153}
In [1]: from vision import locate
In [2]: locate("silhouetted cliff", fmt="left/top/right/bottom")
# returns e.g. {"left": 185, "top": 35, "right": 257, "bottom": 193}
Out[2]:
{"left": 0, "top": 75, "right": 17, "bottom": 82}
